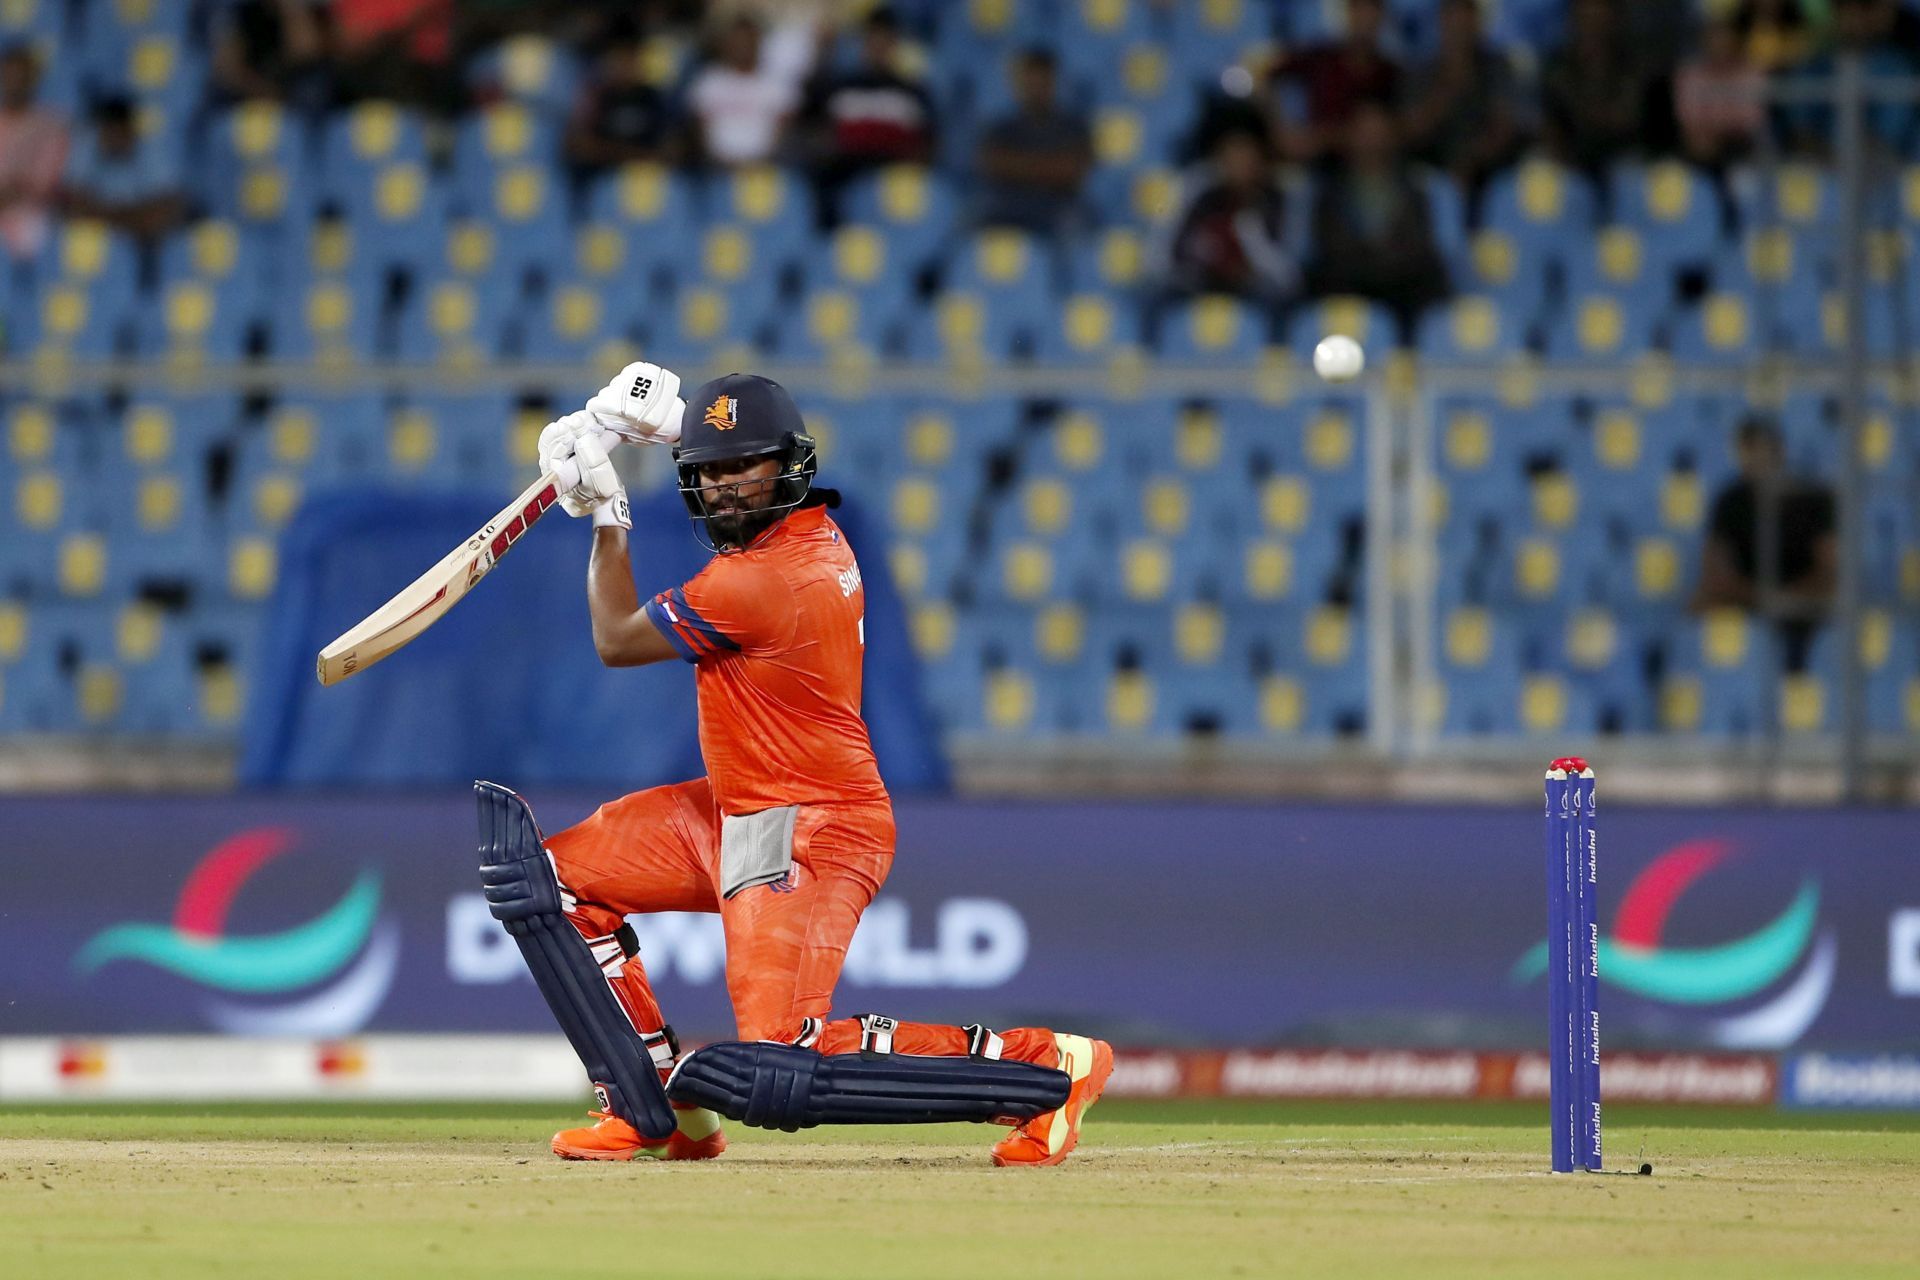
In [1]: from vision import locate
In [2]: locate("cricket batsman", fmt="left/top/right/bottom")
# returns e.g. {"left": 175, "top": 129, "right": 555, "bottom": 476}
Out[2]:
{"left": 474, "top": 363, "right": 1111, "bottom": 1167}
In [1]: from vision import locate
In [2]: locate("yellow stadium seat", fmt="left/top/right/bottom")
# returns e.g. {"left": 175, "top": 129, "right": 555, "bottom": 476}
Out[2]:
{"left": 1470, "top": 229, "right": 1516, "bottom": 287}
{"left": 1305, "top": 408, "right": 1355, "bottom": 470}
{"left": 576, "top": 223, "right": 626, "bottom": 278}
{"left": 986, "top": 668, "right": 1034, "bottom": 730}
{"left": 1444, "top": 409, "right": 1492, "bottom": 470}
{"left": 1702, "top": 293, "right": 1749, "bottom": 350}
{"left": 116, "top": 602, "right": 162, "bottom": 664}
{"left": 1594, "top": 409, "right": 1641, "bottom": 470}
{"left": 730, "top": 166, "right": 790, "bottom": 223}
{"left": 934, "top": 292, "right": 984, "bottom": 353}
{"left": 911, "top": 600, "right": 954, "bottom": 657}
{"left": 906, "top": 412, "right": 954, "bottom": 467}
{"left": 1175, "top": 603, "right": 1223, "bottom": 665}
{"left": 1517, "top": 159, "right": 1567, "bottom": 223}
{"left": 1261, "top": 676, "right": 1304, "bottom": 732}
{"left": 831, "top": 224, "right": 886, "bottom": 285}
{"left": 17, "top": 472, "right": 61, "bottom": 529}
{"left": 1521, "top": 674, "right": 1567, "bottom": 733}
{"left": 1532, "top": 472, "right": 1578, "bottom": 529}
{"left": 199, "top": 663, "right": 243, "bottom": 726}
{"left": 1061, "top": 294, "right": 1116, "bottom": 354}
{"left": 1567, "top": 609, "right": 1617, "bottom": 670}
{"left": 1446, "top": 607, "right": 1492, "bottom": 668}
{"left": 125, "top": 403, "right": 172, "bottom": 464}
{"left": 1107, "top": 670, "right": 1153, "bottom": 730}
{"left": 1305, "top": 607, "right": 1351, "bottom": 666}
{"left": 1780, "top": 674, "right": 1825, "bottom": 733}
{"left": 481, "top": 103, "right": 533, "bottom": 159}
{"left": 1094, "top": 107, "right": 1142, "bottom": 166}
{"left": 1244, "top": 540, "right": 1293, "bottom": 599}
{"left": 230, "top": 537, "right": 276, "bottom": 599}
{"left": 79, "top": 664, "right": 122, "bottom": 725}
{"left": 1636, "top": 537, "right": 1680, "bottom": 599}
{"left": 374, "top": 162, "right": 426, "bottom": 222}
{"left": 1595, "top": 226, "right": 1642, "bottom": 284}
{"left": 271, "top": 406, "right": 317, "bottom": 467}
{"left": 137, "top": 474, "right": 181, "bottom": 532}
{"left": 303, "top": 220, "right": 349, "bottom": 275}
{"left": 1122, "top": 44, "right": 1166, "bottom": 98}
{"left": 0, "top": 600, "right": 25, "bottom": 661}
{"left": 1131, "top": 169, "right": 1179, "bottom": 225}
{"left": 253, "top": 474, "right": 302, "bottom": 529}
{"left": 615, "top": 163, "right": 672, "bottom": 221}
{"left": 1023, "top": 479, "right": 1070, "bottom": 535}
{"left": 1176, "top": 405, "right": 1222, "bottom": 470}
{"left": 680, "top": 288, "right": 727, "bottom": 342}
{"left": 1142, "top": 477, "right": 1189, "bottom": 535}
{"left": 1702, "top": 608, "right": 1749, "bottom": 667}
{"left": 239, "top": 166, "right": 289, "bottom": 220}
{"left": 877, "top": 165, "right": 930, "bottom": 224}
{"left": 1515, "top": 537, "right": 1560, "bottom": 599}
{"left": 1095, "top": 227, "right": 1144, "bottom": 288}
{"left": 1053, "top": 410, "right": 1103, "bottom": 470}
{"left": 1860, "top": 609, "right": 1891, "bottom": 669}
{"left": 891, "top": 477, "right": 938, "bottom": 535}
{"left": 1122, "top": 539, "right": 1172, "bottom": 602}
{"left": 1261, "top": 474, "right": 1311, "bottom": 536}
{"left": 9, "top": 403, "right": 53, "bottom": 462}
{"left": 232, "top": 100, "right": 285, "bottom": 158}
{"left": 1576, "top": 296, "right": 1625, "bottom": 355}
{"left": 446, "top": 220, "right": 496, "bottom": 274}
{"left": 1036, "top": 603, "right": 1084, "bottom": 662}
{"left": 1003, "top": 543, "right": 1053, "bottom": 600}
{"left": 388, "top": 408, "right": 436, "bottom": 470}
{"left": 890, "top": 543, "right": 927, "bottom": 597}
{"left": 1661, "top": 676, "right": 1704, "bottom": 732}
{"left": 59, "top": 533, "right": 106, "bottom": 596}
{"left": 1661, "top": 471, "right": 1704, "bottom": 530}
{"left": 1448, "top": 295, "right": 1501, "bottom": 353}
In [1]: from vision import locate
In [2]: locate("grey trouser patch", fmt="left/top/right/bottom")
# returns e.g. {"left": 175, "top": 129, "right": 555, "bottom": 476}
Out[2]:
{"left": 719, "top": 805, "right": 800, "bottom": 899}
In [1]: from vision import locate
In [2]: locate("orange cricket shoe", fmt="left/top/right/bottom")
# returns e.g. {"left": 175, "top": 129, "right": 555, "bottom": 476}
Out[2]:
{"left": 551, "top": 1105, "right": 727, "bottom": 1162}
{"left": 991, "top": 1034, "right": 1113, "bottom": 1168}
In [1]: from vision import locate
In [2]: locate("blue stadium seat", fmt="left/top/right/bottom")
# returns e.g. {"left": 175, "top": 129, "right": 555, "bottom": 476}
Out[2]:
{"left": 466, "top": 35, "right": 582, "bottom": 115}
{"left": 841, "top": 166, "right": 960, "bottom": 280}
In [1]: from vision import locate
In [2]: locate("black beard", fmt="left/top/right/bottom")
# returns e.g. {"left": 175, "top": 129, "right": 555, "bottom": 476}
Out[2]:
{"left": 707, "top": 504, "right": 781, "bottom": 550}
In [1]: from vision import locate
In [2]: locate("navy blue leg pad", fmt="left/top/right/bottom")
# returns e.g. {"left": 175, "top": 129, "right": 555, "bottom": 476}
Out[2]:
{"left": 475, "top": 780, "right": 676, "bottom": 1139}
{"left": 666, "top": 1040, "right": 1071, "bottom": 1132}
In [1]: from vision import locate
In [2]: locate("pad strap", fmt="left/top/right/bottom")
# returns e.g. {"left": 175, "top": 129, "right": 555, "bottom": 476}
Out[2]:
{"left": 857, "top": 1014, "right": 897, "bottom": 1057}
{"left": 964, "top": 1023, "right": 1005, "bottom": 1061}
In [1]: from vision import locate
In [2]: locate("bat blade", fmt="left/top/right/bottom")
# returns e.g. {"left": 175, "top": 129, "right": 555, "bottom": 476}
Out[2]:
{"left": 315, "top": 466, "right": 575, "bottom": 686}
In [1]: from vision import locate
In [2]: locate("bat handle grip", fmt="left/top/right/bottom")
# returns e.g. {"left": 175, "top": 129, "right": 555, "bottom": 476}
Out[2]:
{"left": 551, "top": 457, "right": 581, "bottom": 494}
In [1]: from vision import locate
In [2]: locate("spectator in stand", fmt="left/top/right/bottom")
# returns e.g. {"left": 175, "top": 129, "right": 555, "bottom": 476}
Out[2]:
{"left": 974, "top": 48, "right": 1093, "bottom": 237}
{"left": 1781, "top": 0, "right": 1920, "bottom": 155}
{"left": 210, "top": 0, "right": 333, "bottom": 113}
{"left": 0, "top": 43, "right": 67, "bottom": 264}
{"left": 1674, "top": 17, "right": 1766, "bottom": 170}
{"left": 1693, "top": 415, "right": 1835, "bottom": 671}
{"left": 1267, "top": 0, "right": 1400, "bottom": 164}
{"left": 60, "top": 96, "right": 187, "bottom": 243}
{"left": 331, "top": 0, "right": 459, "bottom": 111}
{"left": 565, "top": 28, "right": 677, "bottom": 176}
{"left": 1399, "top": 0, "right": 1522, "bottom": 208}
{"left": 1734, "top": 0, "right": 1815, "bottom": 73}
{"left": 799, "top": 6, "right": 933, "bottom": 215}
{"left": 1159, "top": 128, "right": 1297, "bottom": 306}
{"left": 1304, "top": 98, "right": 1449, "bottom": 339}
{"left": 686, "top": 15, "right": 801, "bottom": 168}
{"left": 1542, "top": 0, "right": 1651, "bottom": 178}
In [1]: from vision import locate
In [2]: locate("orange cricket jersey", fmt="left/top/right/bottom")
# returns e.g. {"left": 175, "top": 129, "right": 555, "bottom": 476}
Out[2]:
{"left": 642, "top": 504, "right": 888, "bottom": 814}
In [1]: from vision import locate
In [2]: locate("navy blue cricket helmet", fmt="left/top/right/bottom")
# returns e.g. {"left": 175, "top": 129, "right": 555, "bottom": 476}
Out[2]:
{"left": 673, "top": 373, "right": 830, "bottom": 550}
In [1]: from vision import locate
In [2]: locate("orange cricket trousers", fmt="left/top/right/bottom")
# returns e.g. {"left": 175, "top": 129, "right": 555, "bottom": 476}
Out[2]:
{"left": 544, "top": 778, "right": 1057, "bottom": 1065}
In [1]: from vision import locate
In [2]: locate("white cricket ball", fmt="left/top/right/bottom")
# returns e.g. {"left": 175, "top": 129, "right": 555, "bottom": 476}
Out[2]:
{"left": 1313, "top": 334, "right": 1365, "bottom": 382}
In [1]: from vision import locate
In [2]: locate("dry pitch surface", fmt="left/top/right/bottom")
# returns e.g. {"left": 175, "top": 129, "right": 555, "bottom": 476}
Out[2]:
{"left": 3, "top": 1101, "right": 1917, "bottom": 1279}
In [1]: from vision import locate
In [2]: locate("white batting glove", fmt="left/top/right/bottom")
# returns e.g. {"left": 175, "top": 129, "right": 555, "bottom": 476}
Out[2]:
{"left": 540, "top": 410, "right": 627, "bottom": 521}
{"left": 586, "top": 361, "right": 685, "bottom": 445}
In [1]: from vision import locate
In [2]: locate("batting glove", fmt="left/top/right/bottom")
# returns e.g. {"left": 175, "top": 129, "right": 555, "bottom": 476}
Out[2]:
{"left": 540, "top": 410, "right": 627, "bottom": 521}
{"left": 586, "top": 361, "right": 685, "bottom": 445}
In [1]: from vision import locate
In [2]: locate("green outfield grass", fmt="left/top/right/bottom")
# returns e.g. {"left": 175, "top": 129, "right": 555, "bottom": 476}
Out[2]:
{"left": 4, "top": 1101, "right": 1917, "bottom": 1279}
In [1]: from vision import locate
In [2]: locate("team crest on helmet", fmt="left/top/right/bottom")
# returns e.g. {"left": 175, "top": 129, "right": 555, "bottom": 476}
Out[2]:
{"left": 703, "top": 396, "right": 738, "bottom": 431}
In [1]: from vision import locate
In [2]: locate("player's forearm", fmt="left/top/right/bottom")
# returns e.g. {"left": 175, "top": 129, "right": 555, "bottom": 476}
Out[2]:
{"left": 587, "top": 527, "right": 665, "bottom": 666}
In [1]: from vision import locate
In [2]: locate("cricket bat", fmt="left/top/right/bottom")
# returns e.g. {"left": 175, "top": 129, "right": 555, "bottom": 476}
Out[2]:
{"left": 315, "top": 458, "right": 581, "bottom": 686}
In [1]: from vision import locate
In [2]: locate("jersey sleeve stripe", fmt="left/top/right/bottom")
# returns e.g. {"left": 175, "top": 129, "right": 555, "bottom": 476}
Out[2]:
{"left": 642, "top": 596, "right": 701, "bottom": 664}
{"left": 667, "top": 588, "right": 743, "bottom": 653}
